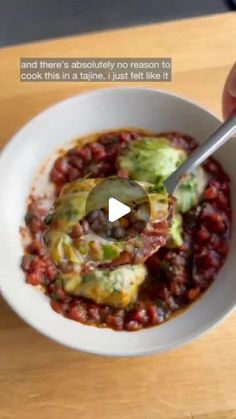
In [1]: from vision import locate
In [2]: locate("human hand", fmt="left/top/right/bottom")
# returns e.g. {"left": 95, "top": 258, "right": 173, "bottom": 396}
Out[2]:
{"left": 222, "top": 62, "right": 236, "bottom": 119}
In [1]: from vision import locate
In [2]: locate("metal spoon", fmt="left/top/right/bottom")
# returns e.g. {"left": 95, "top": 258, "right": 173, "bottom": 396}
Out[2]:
{"left": 164, "top": 113, "right": 236, "bottom": 194}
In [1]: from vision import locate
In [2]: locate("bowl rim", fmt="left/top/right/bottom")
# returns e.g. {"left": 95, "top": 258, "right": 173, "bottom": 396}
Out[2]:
{"left": 1, "top": 86, "right": 234, "bottom": 357}
{"left": 0, "top": 86, "right": 223, "bottom": 161}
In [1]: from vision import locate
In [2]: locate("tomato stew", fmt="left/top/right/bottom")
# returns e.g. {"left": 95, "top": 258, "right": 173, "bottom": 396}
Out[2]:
{"left": 22, "top": 130, "right": 231, "bottom": 331}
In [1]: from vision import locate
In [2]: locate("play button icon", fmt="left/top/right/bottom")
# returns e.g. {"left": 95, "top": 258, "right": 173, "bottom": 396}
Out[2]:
{"left": 108, "top": 198, "right": 131, "bottom": 222}
{"left": 85, "top": 176, "right": 150, "bottom": 241}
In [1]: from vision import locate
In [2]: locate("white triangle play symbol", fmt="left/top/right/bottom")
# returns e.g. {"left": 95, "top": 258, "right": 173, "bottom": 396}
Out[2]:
{"left": 108, "top": 197, "right": 131, "bottom": 222}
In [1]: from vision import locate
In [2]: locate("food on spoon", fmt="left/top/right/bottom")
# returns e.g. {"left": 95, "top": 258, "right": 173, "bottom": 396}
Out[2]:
{"left": 45, "top": 177, "right": 172, "bottom": 269}
{"left": 42, "top": 175, "right": 173, "bottom": 308}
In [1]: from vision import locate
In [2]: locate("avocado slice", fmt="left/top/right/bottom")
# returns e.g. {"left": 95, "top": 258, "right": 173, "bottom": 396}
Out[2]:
{"left": 61, "top": 264, "right": 147, "bottom": 308}
{"left": 118, "top": 137, "right": 186, "bottom": 185}
{"left": 174, "top": 167, "right": 207, "bottom": 213}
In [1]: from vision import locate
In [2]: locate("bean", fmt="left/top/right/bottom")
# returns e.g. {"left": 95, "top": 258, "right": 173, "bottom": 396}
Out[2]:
{"left": 87, "top": 304, "right": 101, "bottom": 322}
{"left": 31, "top": 256, "right": 45, "bottom": 273}
{"left": 196, "top": 250, "right": 219, "bottom": 270}
{"left": 106, "top": 314, "right": 124, "bottom": 330}
{"left": 114, "top": 309, "right": 125, "bottom": 317}
{"left": 26, "top": 272, "right": 42, "bottom": 286}
{"left": 130, "top": 131, "right": 141, "bottom": 140}
{"left": 97, "top": 210, "right": 108, "bottom": 224}
{"left": 89, "top": 142, "right": 106, "bottom": 161}
{"left": 207, "top": 162, "right": 219, "bottom": 174}
{"left": 28, "top": 202, "right": 46, "bottom": 218}
{"left": 218, "top": 241, "right": 229, "bottom": 256}
{"left": 71, "top": 223, "right": 83, "bottom": 238}
{"left": 51, "top": 300, "right": 64, "bottom": 314}
{"left": 76, "top": 147, "right": 92, "bottom": 162}
{"left": 112, "top": 226, "right": 126, "bottom": 239}
{"left": 99, "top": 306, "right": 111, "bottom": 320}
{"left": 55, "top": 288, "right": 66, "bottom": 300}
{"left": 98, "top": 133, "right": 119, "bottom": 145}
{"left": 120, "top": 132, "right": 132, "bottom": 142}
{"left": 27, "top": 240, "right": 46, "bottom": 256}
{"left": 68, "top": 304, "right": 87, "bottom": 323}
{"left": 87, "top": 210, "right": 100, "bottom": 223}
{"left": 187, "top": 287, "right": 200, "bottom": 301}
{"left": 29, "top": 217, "right": 43, "bottom": 234}
{"left": 68, "top": 167, "right": 80, "bottom": 182}
{"left": 207, "top": 213, "right": 226, "bottom": 233}
{"left": 55, "top": 157, "right": 69, "bottom": 175}
{"left": 67, "top": 148, "right": 77, "bottom": 156}
{"left": 68, "top": 156, "right": 83, "bottom": 169}
{"left": 203, "top": 186, "right": 218, "bottom": 200}
{"left": 50, "top": 168, "right": 66, "bottom": 184}
{"left": 125, "top": 320, "right": 142, "bottom": 331}
{"left": 81, "top": 220, "right": 90, "bottom": 234}
{"left": 131, "top": 308, "right": 149, "bottom": 325}
{"left": 21, "top": 255, "right": 33, "bottom": 272}
{"left": 195, "top": 225, "right": 211, "bottom": 243}
{"left": 99, "top": 161, "right": 112, "bottom": 176}
{"left": 215, "top": 192, "right": 228, "bottom": 211}
{"left": 45, "top": 262, "right": 57, "bottom": 280}
{"left": 90, "top": 219, "right": 103, "bottom": 233}
{"left": 129, "top": 212, "right": 138, "bottom": 223}
{"left": 146, "top": 304, "right": 159, "bottom": 325}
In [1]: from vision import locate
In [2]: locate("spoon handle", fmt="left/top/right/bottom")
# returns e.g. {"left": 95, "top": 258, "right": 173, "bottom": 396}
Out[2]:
{"left": 164, "top": 113, "right": 236, "bottom": 194}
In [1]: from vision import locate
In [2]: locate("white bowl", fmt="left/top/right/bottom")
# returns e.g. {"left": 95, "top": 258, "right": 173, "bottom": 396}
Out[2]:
{"left": 0, "top": 87, "right": 235, "bottom": 357}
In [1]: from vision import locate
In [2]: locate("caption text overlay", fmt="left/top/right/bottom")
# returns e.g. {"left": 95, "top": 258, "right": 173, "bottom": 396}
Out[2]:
{"left": 20, "top": 58, "right": 172, "bottom": 82}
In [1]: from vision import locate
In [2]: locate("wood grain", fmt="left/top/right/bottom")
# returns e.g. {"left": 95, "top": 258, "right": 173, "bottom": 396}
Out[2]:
{"left": 0, "top": 13, "right": 236, "bottom": 419}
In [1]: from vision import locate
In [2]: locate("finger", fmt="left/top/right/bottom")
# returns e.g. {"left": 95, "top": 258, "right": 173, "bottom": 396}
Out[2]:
{"left": 222, "top": 62, "right": 236, "bottom": 119}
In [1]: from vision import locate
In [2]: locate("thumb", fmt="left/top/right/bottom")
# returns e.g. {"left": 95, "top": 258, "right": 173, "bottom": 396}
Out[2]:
{"left": 222, "top": 62, "right": 236, "bottom": 120}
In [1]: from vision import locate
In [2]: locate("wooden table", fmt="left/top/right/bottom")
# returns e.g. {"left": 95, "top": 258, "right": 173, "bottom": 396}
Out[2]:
{"left": 1, "top": 13, "right": 236, "bottom": 419}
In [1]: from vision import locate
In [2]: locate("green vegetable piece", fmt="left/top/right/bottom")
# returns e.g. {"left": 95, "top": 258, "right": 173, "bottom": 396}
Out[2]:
{"left": 174, "top": 167, "right": 207, "bottom": 213}
{"left": 119, "top": 137, "right": 208, "bottom": 214}
{"left": 51, "top": 178, "right": 99, "bottom": 232}
{"left": 61, "top": 264, "right": 147, "bottom": 308}
{"left": 118, "top": 137, "right": 187, "bottom": 184}
{"left": 167, "top": 214, "right": 183, "bottom": 248}
{"left": 102, "top": 244, "right": 120, "bottom": 261}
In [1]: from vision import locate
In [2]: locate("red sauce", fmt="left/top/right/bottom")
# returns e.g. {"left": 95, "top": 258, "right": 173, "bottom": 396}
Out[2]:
{"left": 21, "top": 130, "right": 231, "bottom": 331}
